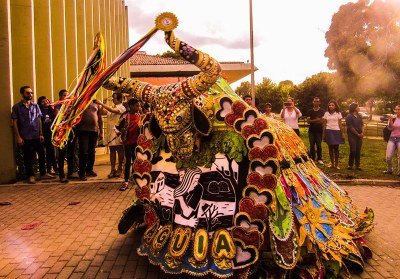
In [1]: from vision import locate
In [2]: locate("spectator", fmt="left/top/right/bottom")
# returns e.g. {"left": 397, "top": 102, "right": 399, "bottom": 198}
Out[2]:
{"left": 38, "top": 96, "right": 58, "bottom": 175}
{"left": 384, "top": 104, "right": 400, "bottom": 175}
{"left": 142, "top": 102, "right": 152, "bottom": 115}
{"left": 96, "top": 92, "right": 126, "bottom": 178}
{"left": 322, "top": 100, "right": 344, "bottom": 169}
{"left": 11, "top": 86, "right": 54, "bottom": 184}
{"left": 280, "top": 97, "right": 302, "bottom": 136}
{"left": 345, "top": 102, "right": 364, "bottom": 170}
{"left": 262, "top": 103, "right": 275, "bottom": 118}
{"left": 243, "top": 94, "right": 258, "bottom": 111}
{"left": 54, "top": 89, "right": 79, "bottom": 183}
{"left": 306, "top": 97, "right": 325, "bottom": 164}
{"left": 243, "top": 94, "right": 253, "bottom": 106}
{"left": 120, "top": 98, "right": 141, "bottom": 191}
{"left": 75, "top": 100, "right": 103, "bottom": 181}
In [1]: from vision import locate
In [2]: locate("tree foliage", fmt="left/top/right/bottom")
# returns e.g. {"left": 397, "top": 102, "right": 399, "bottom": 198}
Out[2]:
{"left": 325, "top": 0, "right": 400, "bottom": 102}
{"left": 294, "top": 72, "right": 337, "bottom": 114}
{"left": 158, "top": 50, "right": 183, "bottom": 60}
{"left": 234, "top": 81, "right": 251, "bottom": 98}
{"left": 255, "top": 78, "right": 289, "bottom": 113}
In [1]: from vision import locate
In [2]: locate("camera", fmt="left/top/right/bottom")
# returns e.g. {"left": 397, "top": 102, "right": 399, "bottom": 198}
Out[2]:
{"left": 284, "top": 102, "right": 292, "bottom": 107}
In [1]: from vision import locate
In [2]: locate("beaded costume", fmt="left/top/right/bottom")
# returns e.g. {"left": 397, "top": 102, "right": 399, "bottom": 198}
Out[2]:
{"left": 95, "top": 12, "right": 374, "bottom": 278}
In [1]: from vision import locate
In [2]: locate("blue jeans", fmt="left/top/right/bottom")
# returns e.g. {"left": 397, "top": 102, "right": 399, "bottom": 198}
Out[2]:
{"left": 77, "top": 131, "right": 98, "bottom": 176}
{"left": 22, "top": 138, "right": 46, "bottom": 177}
{"left": 308, "top": 131, "right": 323, "bottom": 161}
{"left": 347, "top": 133, "right": 362, "bottom": 168}
{"left": 385, "top": 137, "right": 400, "bottom": 173}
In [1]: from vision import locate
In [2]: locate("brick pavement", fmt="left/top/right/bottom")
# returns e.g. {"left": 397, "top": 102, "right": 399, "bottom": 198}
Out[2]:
{"left": 0, "top": 182, "right": 399, "bottom": 278}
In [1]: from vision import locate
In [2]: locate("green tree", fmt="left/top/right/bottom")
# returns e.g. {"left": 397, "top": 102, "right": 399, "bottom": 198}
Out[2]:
{"left": 325, "top": 0, "right": 400, "bottom": 102}
{"left": 294, "top": 72, "right": 337, "bottom": 114}
{"left": 255, "top": 78, "right": 289, "bottom": 113}
{"left": 158, "top": 50, "right": 183, "bottom": 60}
{"left": 235, "top": 81, "right": 251, "bottom": 98}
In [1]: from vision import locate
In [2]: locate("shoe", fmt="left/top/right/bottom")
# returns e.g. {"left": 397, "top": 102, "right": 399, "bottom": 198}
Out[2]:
{"left": 67, "top": 173, "right": 79, "bottom": 180}
{"left": 79, "top": 175, "right": 87, "bottom": 181}
{"left": 356, "top": 167, "right": 362, "bottom": 171}
{"left": 86, "top": 171, "right": 97, "bottom": 177}
{"left": 108, "top": 170, "right": 117, "bottom": 179}
{"left": 347, "top": 166, "right": 353, "bottom": 170}
{"left": 383, "top": 170, "right": 393, "bottom": 174}
{"left": 115, "top": 170, "right": 122, "bottom": 178}
{"left": 329, "top": 164, "right": 334, "bottom": 168}
{"left": 40, "top": 173, "right": 54, "bottom": 179}
{"left": 27, "top": 176, "right": 36, "bottom": 184}
{"left": 60, "top": 177, "right": 69, "bottom": 183}
{"left": 317, "top": 160, "right": 324, "bottom": 165}
{"left": 120, "top": 182, "right": 129, "bottom": 191}
{"left": 335, "top": 166, "right": 341, "bottom": 170}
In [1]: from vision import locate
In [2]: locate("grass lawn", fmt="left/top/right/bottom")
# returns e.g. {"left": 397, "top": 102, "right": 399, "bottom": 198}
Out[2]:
{"left": 298, "top": 127, "right": 397, "bottom": 181}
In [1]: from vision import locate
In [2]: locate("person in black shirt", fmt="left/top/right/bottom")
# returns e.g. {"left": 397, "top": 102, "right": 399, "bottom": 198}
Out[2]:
{"left": 306, "top": 97, "right": 325, "bottom": 164}
{"left": 38, "top": 96, "right": 58, "bottom": 175}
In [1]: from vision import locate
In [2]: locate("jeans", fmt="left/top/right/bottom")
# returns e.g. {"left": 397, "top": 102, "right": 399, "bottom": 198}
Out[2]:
{"left": 308, "top": 131, "right": 323, "bottom": 161}
{"left": 58, "top": 135, "right": 77, "bottom": 178}
{"left": 77, "top": 131, "right": 98, "bottom": 176}
{"left": 347, "top": 133, "right": 362, "bottom": 168}
{"left": 22, "top": 138, "right": 46, "bottom": 177}
{"left": 124, "top": 144, "right": 137, "bottom": 182}
{"left": 43, "top": 135, "right": 57, "bottom": 172}
{"left": 385, "top": 137, "right": 400, "bottom": 173}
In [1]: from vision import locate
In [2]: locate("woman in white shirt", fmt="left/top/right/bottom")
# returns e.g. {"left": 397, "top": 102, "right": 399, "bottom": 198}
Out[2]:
{"left": 322, "top": 99, "right": 344, "bottom": 169}
{"left": 97, "top": 92, "right": 126, "bottom": 178}
{"left": 280, "top": 97, "right": 302, "bottom": 135}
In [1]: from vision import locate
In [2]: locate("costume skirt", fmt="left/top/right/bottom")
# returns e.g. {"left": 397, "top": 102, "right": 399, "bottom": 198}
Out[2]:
{"left": 325, "top": 129, "right": 344, "bottom": 145}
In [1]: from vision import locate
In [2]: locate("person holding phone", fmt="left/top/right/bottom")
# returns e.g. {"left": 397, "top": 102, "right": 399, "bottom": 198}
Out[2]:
{"left": 280, "top": 97, "right": 302, "bottom": 135}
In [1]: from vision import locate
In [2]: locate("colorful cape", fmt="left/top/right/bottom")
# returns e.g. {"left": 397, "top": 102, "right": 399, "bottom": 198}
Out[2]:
{"left": 94, "top": 12, "right": 374, "bottom": 279}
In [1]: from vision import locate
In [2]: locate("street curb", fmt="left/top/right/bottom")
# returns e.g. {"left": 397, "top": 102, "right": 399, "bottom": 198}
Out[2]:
{"left": 335, "top": 179, "right": 400, "bottom": 186}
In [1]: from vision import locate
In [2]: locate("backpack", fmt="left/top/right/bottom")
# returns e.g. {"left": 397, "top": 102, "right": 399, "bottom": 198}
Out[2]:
{"left": 383, "top": 118, "right": 396, "bottom": 142}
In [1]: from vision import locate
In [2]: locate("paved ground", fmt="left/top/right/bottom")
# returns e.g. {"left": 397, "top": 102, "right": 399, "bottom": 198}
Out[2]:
{"left": 1, "top": 149, "right": 400, "bottom": 278}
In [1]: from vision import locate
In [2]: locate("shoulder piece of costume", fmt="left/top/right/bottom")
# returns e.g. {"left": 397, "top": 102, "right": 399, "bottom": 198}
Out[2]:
{"left": 98, "top": 12, "right": 374, "bottom": 279}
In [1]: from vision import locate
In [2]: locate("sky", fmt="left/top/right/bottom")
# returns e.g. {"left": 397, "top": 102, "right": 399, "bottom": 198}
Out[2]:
{"left": 124, "top": 0, "right": 356, "bottom": 88}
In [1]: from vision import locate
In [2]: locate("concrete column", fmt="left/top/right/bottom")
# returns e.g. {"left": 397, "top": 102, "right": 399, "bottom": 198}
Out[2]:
{"left": 10, "top": 0, "right": 35, "bottom": 104}
{"left": 85, "top": 0, "right": 94, "bottom": 57}
{"left": 50, "top": 0, "right": 67, "bottom": 95}
{"left": 124, "top": 5, "right": 129, "bottom": 77}
{"left": 0, "top": 0, "right": 17, "bottom": 183}
{"left": 33, "top": 0, "right": 53, "bottom": 100}
{"left": 65, "top": 0, "right": 78, "bottom": 89}
{"left": 76, "top": 0, "right": 87, "bottom": 69}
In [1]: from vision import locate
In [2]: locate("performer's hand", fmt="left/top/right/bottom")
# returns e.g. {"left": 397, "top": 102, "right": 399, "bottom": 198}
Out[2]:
{"left": 99, "top": 134, "right": 103, "bottom": 141}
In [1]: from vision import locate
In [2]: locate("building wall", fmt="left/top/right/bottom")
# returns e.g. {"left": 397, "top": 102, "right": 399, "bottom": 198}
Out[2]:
{"left": 0, "top": 0, "right": 129, "bottom": 184}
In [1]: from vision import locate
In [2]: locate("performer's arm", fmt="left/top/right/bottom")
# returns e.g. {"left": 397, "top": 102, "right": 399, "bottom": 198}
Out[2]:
{"left": 95, "top": 100, "right": 121, "bottom": 114}
{"left": 176, "top": 196, "right": 194, "bottom": 218}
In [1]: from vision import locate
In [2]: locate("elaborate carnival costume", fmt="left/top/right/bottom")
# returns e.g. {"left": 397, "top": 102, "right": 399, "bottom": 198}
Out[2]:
{"left": 62, "top": 13, "right": 374, "bottom": 278}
